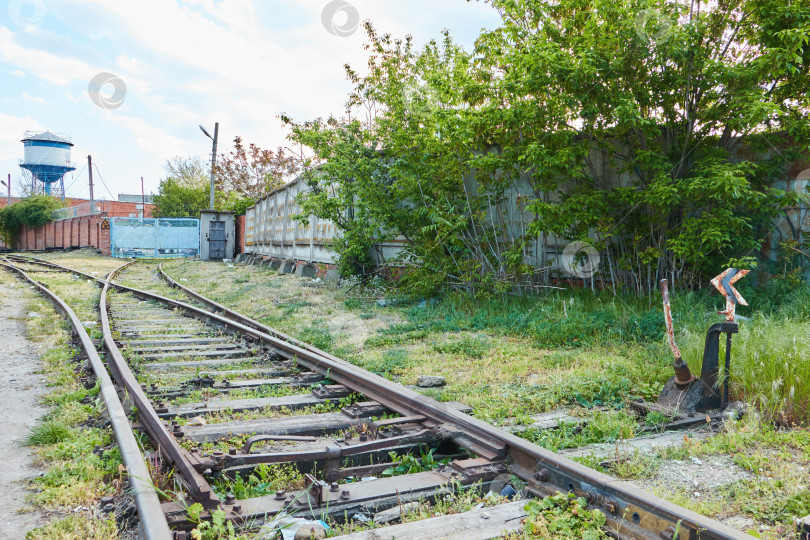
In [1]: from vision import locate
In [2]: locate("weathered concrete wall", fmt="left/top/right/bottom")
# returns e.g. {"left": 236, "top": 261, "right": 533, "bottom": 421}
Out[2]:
{"left": 244, "top": 149, "right": 810, "bottom": 272}
{"left": 245, "top": 178, "right": 405, "bottom": 265}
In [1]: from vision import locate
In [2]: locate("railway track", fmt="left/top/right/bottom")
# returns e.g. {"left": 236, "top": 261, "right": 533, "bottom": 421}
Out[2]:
{"left": 1, "top": 254, "right": 752, "bottom": 540}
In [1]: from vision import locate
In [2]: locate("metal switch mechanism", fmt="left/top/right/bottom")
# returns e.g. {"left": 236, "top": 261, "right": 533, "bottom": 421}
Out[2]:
{"left": 635, "top": 269, "right": 748, "bottom": 418}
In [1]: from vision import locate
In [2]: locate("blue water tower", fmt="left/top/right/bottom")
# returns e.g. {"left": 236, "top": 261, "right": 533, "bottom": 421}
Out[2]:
{"left": 19, "top": 131, "right": 76, "bottom": 199}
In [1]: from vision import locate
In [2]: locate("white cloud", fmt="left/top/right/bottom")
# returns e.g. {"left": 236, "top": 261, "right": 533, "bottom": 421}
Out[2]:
{"left": 22, "top": 92, "right": 47, "bottom": 104}
{"left": 0, "top": 0, "right": 502, "bottom": 197}
{"left": 0, "top": 113, "right": 46, "bottom": 160}
{"left": 106, "top": 114, "right": 196, "bottom": 163}
{"left": 0, "top": 27, "right": 96, "bottom": 86}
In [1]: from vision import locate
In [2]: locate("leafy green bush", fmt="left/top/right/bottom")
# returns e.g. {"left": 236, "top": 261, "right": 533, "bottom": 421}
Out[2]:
{"left": 284, "top": 0, "right": 810, "bottom": 295}
{"left": 0, "top": 195, "right": 65, "bottom": 245}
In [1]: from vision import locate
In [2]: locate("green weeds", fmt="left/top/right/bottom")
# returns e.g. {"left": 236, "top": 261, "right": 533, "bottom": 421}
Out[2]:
{"left": 522, "top": 411, "right": 637, "bottom": 452}
{"left": 26, "top": 515, "right": 118, "bottom": 540}
{"left": 211, "top": 463, "right": 304, "bottom": 500}
{"left": 298, "top": 320, "right": 335, "bottom": 352}
{"left": 433, "top": 335, "right": 491, "bottom": 358}
{"left": 381, "top": 447, "right": 449, "bottom": 477}
{"left": 521, "top": 493, "right": 607, "bottom": 539}
{"left": 26, "top": 421, "right": 72, "bottom": 446}
{"left": 186, "top": 504, "right": 245, "bottom": 540}
{"left": 9, "top": 266, "right": 125, "bottom": 538}
{"left": 359, "top": 349, "right": 412, "bottom": 378}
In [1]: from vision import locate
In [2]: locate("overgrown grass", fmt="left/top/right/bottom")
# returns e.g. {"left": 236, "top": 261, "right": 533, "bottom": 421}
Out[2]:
{"left": 384, "top": 284, "right": 810, "bottom": 424}
{"left": 609, "top": 416, "right": 810, "bottom": 534}
{"left": 26, "top": 421, "right": 72, "bottom": 446}
{"left": 10, "top": 269, "right": 124, "bottom": 538}
{"left": 297, "top": 319, "right": 335, "bottom": 352}
{"left": 211, "top": 463, "right": 304, "bottom": 500}
{"left": 521, "top": 411, "right": 637, "bottom": 452}
{"left": 161, "top": 257, "right": 810, "bottom": 425}
{"left": 392, "top": 291, "right": 670, "bottom": 348}
{"left": 26, "top": 515, "right": 118, "bottom": 540}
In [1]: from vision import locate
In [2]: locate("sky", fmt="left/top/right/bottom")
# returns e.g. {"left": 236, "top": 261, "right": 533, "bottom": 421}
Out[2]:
{"left": 0, "top": 0, "right": 502, "bottom": 201}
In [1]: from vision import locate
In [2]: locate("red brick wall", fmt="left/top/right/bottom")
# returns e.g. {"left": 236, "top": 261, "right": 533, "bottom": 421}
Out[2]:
{"left": 236, "top": 215, "right": 246, "bottom": 255}
{"left": 45, "top": 222, "right": 54, "bottom": 249}
{"left": 14, "top": 214, "right": 110, "bottom": 254}
{"left": 36, "top": 225, "right": 45, "bottom": 250}
{"left": 79, "top": 217, "right": 88, "bottom": 246}
{"left": 0, "top": 198, "right": 151, "bottom": 250}
{"left": 99, "top": 222, "right": 111, "bottom": 256}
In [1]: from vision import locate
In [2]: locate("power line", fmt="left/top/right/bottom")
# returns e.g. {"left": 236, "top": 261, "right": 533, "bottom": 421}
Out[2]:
{"left": 65, "top": 163, "right": 87, "bottom": 193}
{"left": 93, "top": 163, "right": 116, "bottom": 201}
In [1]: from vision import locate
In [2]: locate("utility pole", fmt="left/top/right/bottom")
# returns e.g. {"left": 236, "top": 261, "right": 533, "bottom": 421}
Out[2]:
{"left": 209, "top": 123, "right": 219, "bottom": 210}
{"left": 88, "top": 155, "right": 95, "bottom": 215}
{"left": 6, "top": 174, "right": 10, "bottom": 203}
{"left": 141, "top": 176, "right": 145, "bottom": 218}
{"left": 200, "top": 122, "right": 219, "bottom": 210}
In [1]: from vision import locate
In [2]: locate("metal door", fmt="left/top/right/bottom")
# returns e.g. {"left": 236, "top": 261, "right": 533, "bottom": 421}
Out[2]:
{"left": 208, "top": 221, "right": 226, "bottom": 259}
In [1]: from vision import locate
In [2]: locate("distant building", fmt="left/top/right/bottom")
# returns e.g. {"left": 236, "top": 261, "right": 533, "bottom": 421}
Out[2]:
{"left": 0, "top": 196, "right": 154, "bottom": 219}
{"left": 118, "top": 193, "right": 155, "bottom": 204}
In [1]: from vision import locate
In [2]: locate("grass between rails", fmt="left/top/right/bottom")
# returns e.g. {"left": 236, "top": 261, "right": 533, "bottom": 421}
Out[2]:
{"left": 160, "top": 258, "right": 810, "bottom": 424}
{"left": 158, "top": 258, "right": 810, "bottom": 535}
{"left": 0, "top": 268, "right": 121, "bottom": 539}
{"left": 36, "top": 255, "right": 810, "bottom": 536}
{"left": 35, "top": 250, "right": 127, "bottom": 279}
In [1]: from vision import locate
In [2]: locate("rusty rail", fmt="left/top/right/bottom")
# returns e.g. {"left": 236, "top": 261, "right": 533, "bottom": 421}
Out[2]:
{"left": 100, "top": 264, "right": 221, "bottom": 508}
{"left": 10, "top": 254, "right": 752, "bottom": 539}
{"left": 156, "top": 264, "right": 749, "bottom": 540}
{"left": 0, "top": 259, "right": 172, "bottom": 540}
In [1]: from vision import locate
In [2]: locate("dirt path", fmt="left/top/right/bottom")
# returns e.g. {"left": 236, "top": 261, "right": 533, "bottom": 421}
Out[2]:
{"left": 0, "top": 281, "right": 49, "bottom": 538}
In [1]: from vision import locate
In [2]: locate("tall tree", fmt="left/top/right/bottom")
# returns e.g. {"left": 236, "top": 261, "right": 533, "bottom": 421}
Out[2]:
{"left": 215, "top": 137, "right": 299, "bottom": 202}
{"left": 153, "top": 156, "right": 256, "bottom": 217}
{"left": 474, "top": 0, "right": 810, "bottom": 291}
{"left": 152, "top": 157, "right": 209, "bottom": 218}
{"left": 286, "top": 0, "right": 810, "bottom": 293}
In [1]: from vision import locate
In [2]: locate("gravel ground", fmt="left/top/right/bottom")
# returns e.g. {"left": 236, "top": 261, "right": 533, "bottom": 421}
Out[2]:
{"left": 0, "top": 279, "right": 49, "bottom": 538}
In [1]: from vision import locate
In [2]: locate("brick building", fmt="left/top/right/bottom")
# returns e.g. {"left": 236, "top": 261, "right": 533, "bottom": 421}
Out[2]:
{"left": 0, "top": 196, "right": 153, "bottom": 217}
{"left": 0, "top": 196, "right": 155, "bottom": 253}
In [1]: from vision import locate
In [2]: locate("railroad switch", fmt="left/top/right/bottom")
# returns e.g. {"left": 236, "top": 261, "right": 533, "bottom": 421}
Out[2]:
{"left": 634, "top": 270, "right": 749, "bottom": 420}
